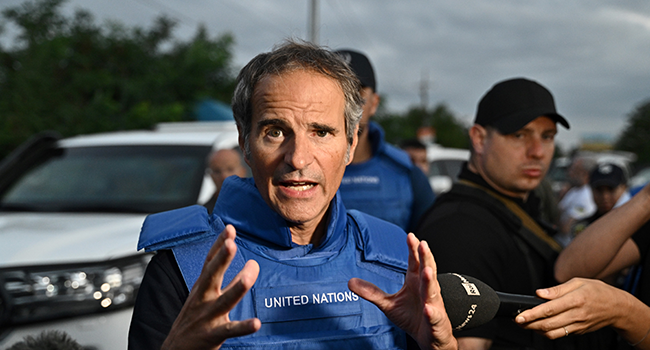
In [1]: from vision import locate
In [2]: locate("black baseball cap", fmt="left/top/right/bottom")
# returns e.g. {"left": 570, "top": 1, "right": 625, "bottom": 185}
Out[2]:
{"left": 590, "top": 163, "right": 626, "bottom": 188}
{"left": 475, "top": 78, "right": 570, "bottom": 134}
{"left": 335, "top": 49, "right": 376, "bottom": 92}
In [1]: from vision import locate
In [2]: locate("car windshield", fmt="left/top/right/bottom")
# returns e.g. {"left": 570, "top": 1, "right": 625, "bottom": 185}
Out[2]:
{"left": 0, "top": 145, "right": 210, "bottom": 213}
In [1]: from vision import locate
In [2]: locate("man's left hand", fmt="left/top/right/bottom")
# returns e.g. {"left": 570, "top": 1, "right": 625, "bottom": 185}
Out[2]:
{"left": 348, "top": 233, "right": 458, "bottom": 350}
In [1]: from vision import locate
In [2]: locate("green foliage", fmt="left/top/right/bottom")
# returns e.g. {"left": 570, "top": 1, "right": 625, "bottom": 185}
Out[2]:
{"left": 376, "top": 103, "right": 469, "bottom": 149}
{"left": 0, "top": 0, "right": 237, "bottom": 159}
{"left": 615, "top": 99, "right": 650, "bottom": 166}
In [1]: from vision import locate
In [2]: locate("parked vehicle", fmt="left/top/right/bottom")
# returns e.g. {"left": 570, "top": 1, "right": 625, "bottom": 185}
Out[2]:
{"left": 426, "top": 145, "right": 469, "bottom": 194}
{"left": 0, "top": 122, "right": 238, "bottom": 350}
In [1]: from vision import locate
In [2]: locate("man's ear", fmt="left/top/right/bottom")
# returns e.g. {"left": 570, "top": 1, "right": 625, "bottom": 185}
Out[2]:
{"left": 368, "top": 92, "right": 380, "bottom": 117}
{"left": 469, "top": 124, "right": 488, "bottom": 156}
{"left": 237, "top": 126, "right": 252, "bottom": 167}
{"left": 346, "top": 124, "right": 360, "bottom": 166}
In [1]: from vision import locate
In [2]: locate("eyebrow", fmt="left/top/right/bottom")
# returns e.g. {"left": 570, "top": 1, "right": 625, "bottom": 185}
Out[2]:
{"left": 256, "top": 119, "right": 339, "bottom": 134}
{"left": 310, "top": 122, "right": 338, "bottom": 134}
{"left": 256, "top": 118, "right": 287, "bottom": 130}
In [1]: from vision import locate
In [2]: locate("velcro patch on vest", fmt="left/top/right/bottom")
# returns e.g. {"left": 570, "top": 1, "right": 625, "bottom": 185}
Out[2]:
{"left": 341, "top": 175, "right": 380, "bottom": 186}
{"left": 253, "top": 282, "right": 362, "bottom": 323}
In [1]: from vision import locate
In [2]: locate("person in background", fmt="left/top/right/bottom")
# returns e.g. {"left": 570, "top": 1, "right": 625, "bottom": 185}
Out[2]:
{"left": 400, "top": 138, "right": 430, "bottom": 175}
{"left": 556, "top": 155, "right": 597, "bottom": 245}
{"left": 571, "top": 162, "right": 630, "bottom": 238}
{"left": 415, "top": 77, "right": 599, "bottom": 350}
{"left": 335, "top": 49, "right": 435, "bottom": 232}
{"left": 517, "top": 182, "right": 650, "bottom": 350}
{"left": 203, "top": 147, "right": 249, "bottom": 214}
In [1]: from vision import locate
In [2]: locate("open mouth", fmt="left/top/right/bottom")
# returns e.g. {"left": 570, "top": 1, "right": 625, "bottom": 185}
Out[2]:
{"left": 281, "top": 181, "right": 316, "bottom": 192}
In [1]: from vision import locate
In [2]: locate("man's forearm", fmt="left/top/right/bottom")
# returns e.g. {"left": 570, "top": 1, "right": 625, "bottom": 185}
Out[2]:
{"left": 555, "top": 184, "right": 650, "bottom": 282}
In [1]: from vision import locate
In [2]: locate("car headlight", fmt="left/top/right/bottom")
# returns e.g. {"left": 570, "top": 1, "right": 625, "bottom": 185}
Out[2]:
{"left": 0, "top": 253, "right": 152, "bottom": 327}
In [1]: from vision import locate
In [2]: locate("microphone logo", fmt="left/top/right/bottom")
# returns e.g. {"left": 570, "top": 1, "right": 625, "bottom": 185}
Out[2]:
{"left": 452, "top": 273, "right": 481, "bottom": 296}
{"left": 455, "top": 304, "right": 478, "bottom": 330}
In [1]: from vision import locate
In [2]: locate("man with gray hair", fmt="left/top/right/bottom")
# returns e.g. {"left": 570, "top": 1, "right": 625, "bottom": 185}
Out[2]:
{"left": 129, "top": 40, "right": 457, "bottom": 350}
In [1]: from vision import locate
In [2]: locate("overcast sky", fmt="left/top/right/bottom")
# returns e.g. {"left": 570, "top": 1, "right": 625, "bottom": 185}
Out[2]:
{"left": 3, "top": 0, "right": 650, "bottom": 150}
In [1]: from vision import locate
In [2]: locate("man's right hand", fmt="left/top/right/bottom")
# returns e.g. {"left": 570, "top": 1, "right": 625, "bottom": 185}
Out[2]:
{"left": 162, "top": 225, "right": 261, "bottom": 350}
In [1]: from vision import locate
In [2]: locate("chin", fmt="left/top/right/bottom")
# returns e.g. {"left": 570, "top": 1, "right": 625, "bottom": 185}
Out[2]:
{"left": 276, "top": 204, "right": 322, "bottom": 223}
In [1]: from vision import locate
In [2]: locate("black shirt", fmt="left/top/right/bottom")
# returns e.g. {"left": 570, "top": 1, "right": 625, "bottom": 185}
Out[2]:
{"left": 631, "top": 221, "right": 650, "bottom": 306}
{"left": 128, "top": 250, "right": 187, "bottom": 350}
{"left": 415, "top": 163, "right": 610, "bottom": 350}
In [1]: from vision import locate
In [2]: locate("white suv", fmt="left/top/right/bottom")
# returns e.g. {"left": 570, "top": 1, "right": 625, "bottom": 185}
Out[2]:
{"left": 0, "top": 122, "right": 239, "bottom": 349}
{"left": 426, "top": 145, "right": 469, "bottom": 194}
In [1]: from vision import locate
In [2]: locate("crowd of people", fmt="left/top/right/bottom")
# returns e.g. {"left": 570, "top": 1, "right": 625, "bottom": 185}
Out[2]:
{"left": 79, "top": 39, "right": 647, "bottom": 350}
{"left": 122, "top": 40, "right": 650, "bottom": 350}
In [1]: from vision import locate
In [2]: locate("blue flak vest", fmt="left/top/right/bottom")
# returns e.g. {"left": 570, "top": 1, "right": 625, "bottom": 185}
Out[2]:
{"left": 339, "top": 122, "right": 415, "bottom": 230}
{"left": 138, "top": 177, "right": 411, "bottom": 349}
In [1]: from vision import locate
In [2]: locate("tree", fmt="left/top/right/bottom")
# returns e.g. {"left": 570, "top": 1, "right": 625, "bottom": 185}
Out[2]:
{"left": 0, "top": 0, "right": 237, "bottom": 159}
{"left": 376, "top": 103, "right": 469, "bottom": 149}
{"left": 615, "top": 99, "right": 650, "bottom": 166}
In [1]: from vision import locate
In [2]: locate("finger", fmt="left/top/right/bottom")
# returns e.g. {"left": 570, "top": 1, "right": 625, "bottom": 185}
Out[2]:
{"left": 196, "top": 233, "right": 239, "bottom": 298}
{"left": 520, "top": 317, "right": 574, "bottom": 340}
{"left": 535, "top": 278, "right": 583, "bottom": 301}
{"left": 348, "top": 278, "right": 390, "bottom": 309}
{"left": 515, "top": 298, "right": 573, "bottom": 326}
{"left": 211, "top": 318, "right": 262, "bottom": 343}
{"left": 406, "top": 233, "right": 421, "bottom": 273}
{"left": 516, "top": 279, "right": 585, "bottom": 323}
{"left": 212, "top": 260, "right": 260, "bottom": 315}
{"left": 203, "top": 225, "right": 238, "bottom": 270}
{"left": 417, "top": 240, "right": 439, "bottom": 303}
{"left": 222, "top": 259, "right": 260, "bottom": 293}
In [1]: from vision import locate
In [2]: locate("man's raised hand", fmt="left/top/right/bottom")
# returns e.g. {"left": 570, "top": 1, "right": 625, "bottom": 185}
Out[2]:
{"left": 348, "top": 233, "right": 458, "bottom": 350}
{"left": 162, "top": 225, "right": 261, "bottom": 350}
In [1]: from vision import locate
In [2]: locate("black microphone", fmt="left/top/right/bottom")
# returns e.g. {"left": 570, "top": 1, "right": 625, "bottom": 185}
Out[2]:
{"left": 494, "top": 291, "right": 545, "bottom": 318}
{"left": 437, "top": 273, "right": 545, "bottom": 331}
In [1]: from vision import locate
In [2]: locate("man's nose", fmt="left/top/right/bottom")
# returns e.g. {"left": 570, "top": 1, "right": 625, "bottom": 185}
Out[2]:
{"left": 284, "top": 133, "right": 314, "bottom": 170}
{"left": 527, "top": 136, "right": 545, "bottom": 158}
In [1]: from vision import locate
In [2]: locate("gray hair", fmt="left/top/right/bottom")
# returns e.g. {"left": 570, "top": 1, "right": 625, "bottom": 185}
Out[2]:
{"left": 232, "top": 39, "right": 364, "bottom": 157}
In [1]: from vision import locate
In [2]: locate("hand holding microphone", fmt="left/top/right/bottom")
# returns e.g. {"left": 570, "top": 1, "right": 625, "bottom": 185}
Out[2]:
{"left": 437, "top": 273, "right": 545, "bottom": 330}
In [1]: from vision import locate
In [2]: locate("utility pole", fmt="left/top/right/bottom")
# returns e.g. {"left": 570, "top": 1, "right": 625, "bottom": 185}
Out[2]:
{"left": 308, "top": 0, "right": 319, "bottom": 45}
{"left": 419, "top": 69, "right": 430, "bottom": 110}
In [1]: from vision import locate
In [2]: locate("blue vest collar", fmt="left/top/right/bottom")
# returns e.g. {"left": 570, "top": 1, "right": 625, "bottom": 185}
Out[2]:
{"left": 216, "top": 177, "right": 348, "bottom": 252}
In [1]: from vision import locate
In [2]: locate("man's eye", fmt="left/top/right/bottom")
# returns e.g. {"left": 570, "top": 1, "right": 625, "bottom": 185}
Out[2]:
{"left": 543, "top": 133, "right": 556, "bottom": 141}
{"left": 268, "top": 129, "right": 283, "bottom": 137}
{"left": 316, "top": 130, "right": 329, "bottom": 137}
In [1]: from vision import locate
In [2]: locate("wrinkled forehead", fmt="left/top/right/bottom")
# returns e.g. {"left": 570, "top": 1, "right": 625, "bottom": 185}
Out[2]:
{"left": 251, "top": 70, "right": 345, "bottom": 115}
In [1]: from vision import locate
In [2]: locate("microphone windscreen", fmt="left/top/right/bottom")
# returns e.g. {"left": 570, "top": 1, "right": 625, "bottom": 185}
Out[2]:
{"left": 438, "top": 273, "right": 500, "bottom": 330}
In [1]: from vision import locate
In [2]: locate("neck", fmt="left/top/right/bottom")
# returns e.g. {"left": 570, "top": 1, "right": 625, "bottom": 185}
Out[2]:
{"left": 467, "top": 160, "right": 530, "bottom": 201}
{"left": 289, "top": 209, "right": 330, "bottom": 246}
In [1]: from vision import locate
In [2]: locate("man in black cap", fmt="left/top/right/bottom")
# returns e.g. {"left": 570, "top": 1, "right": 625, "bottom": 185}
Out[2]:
{"left": 334, "top": 49, "right": 435, "bottom": 232}
{"left": 415, "top": 77, "right": 576, "bottom": 349}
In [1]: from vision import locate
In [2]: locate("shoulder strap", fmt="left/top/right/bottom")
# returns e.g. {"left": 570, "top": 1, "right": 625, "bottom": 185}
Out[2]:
{"left": 347, "top": 210, "right": 409, "bottom": 271}
{"left": 447, "top": 181, "right": 560, "bottom": 288}
{"left": 170, "top": 215, "right": 246, "bottom": 292}
{"left": 458, "top": 179, "right": 562, "bottom": 253}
